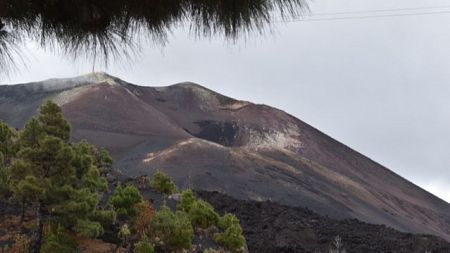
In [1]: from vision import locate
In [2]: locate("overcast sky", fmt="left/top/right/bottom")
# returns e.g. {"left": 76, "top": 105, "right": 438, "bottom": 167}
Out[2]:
{"left": 3, "top": 0, "right": 450, "bottom": 201}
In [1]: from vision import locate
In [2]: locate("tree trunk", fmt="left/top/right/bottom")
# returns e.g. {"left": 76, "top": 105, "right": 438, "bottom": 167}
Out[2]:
{"left": 33, "top": 203, "right": 44, "bottom": 253}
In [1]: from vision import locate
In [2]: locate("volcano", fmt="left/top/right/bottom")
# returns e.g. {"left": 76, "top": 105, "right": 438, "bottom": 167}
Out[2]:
{"left": 1, "top": 73, "right": 450, "bottom": 241}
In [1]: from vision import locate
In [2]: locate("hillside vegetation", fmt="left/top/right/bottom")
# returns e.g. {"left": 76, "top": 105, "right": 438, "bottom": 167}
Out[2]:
{"left": 0, "top": 101, "right": 246, "bottom": 253}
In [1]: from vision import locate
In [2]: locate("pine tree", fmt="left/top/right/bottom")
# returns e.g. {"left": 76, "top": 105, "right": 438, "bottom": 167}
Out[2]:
{"left": 0, "top": 120, "right": 16, "bottom": 159}
{"left": 214, "top": 213, "right": 247, "bottom": 252}
{"left": 149, "top": 170, "right": 177, "bottom": 195}
{"left": 151, "top": 206, "right": 193, "bottom": 251}
{"left": 36, "top": 101, "right": 71, "bottom": 142}
{"left": 109, "top": 184, "right": 143, "bottom": 218}
{"left": 177, "top": 189, "right": 196, "bottom": 213}
{"left": 0, "top": 121, "right": 15, "bottom": 196}
{"left": 8, "top": 101, "right": 110, "bottom": 253}
{"left": 188, "top": 199, "right": 219, "bottom": 229}
{"left": 0, "top": 152, "right": 9, "bottom": 197}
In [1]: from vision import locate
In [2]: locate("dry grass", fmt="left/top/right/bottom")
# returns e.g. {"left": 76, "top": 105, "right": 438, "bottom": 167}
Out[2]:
{"left": 75, "top": 236, "right": 125, "bottom": 253}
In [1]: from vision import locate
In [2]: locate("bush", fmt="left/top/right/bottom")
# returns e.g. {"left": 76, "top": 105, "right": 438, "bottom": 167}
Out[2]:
{"left": 177, "top": 189, "right": 196, "bottom": 212}
{"left": 213, "top": 224, "right": 246, "bottom": 253}
{"left": 74, "top": 219, "right": 104, "bottom": 238}
{"left": 151, "top": 206, "right": 193, "bottom": 250}
{"left": 218, "top": 213, "right": 240, "bottom": 230}
{"left": 100, "top": 148, "right": 113, "bottom": 166}
{"left": 91, "top": 209, "right": 117, "bottom": 227}
{"left": 177, "top": 189, "right": 220, "bottom": 229}
{"left": 149, "top": 171, "right": 177, "bottom": 195}
{"left": 42, "top": 225, "right": 78, "bottom": 253}
{"left": 188, "top": 199, "right": 219, "bottom": 229}
{"left": 109, "top": 185, "right": 143, "bottom": 218}
{"left": 134, "top": 236, "right": 155, "bottom": 253}
{"left": 214, "top": 214, "right": 246, "bottom": 252}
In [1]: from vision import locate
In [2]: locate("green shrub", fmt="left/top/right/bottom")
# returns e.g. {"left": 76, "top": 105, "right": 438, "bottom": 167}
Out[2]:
{"left": 149, "top": 171, "right": 177, "bottom": 195}
{"left": 134, "top": 236, "right": 155, "bottom": 253}
{"left": 42, "top": 225, "right": 78, "bottom": 253}
{"left": 177, "top": 189, "right": 220, "bottom": 229}
{"left": 177, "top": 189, "right": 196, "bottom": 212}
{"left": 214, "top": 214, "right": 246, "bottom": 252}
{"left": 188, "top": 199, "right": 219, "bottom": 229}
{"left": 74, "top": 219, "right": 104, "bottom": 238}
{"left": 109, "top": 185, "right": 143, "bottom": 218}
{"left": 214, "top": 224, "right": 246, "bottom": 252}
{"left": 151, "top": 206, "right": 193, "bottom": 250}
{"left": 100, "top": 148, "right": 113, "bottom": 166}
{"left": 91, "top": 209, "right": 117, "bottom": 227}
{"left": 218, "top": 213, "right": 240, "bottom": 230}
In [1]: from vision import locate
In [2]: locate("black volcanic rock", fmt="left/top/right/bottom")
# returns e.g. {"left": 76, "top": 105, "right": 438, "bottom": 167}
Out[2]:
{"left": 1, "top": 73, "right": 450, "bottom": 241}
{"left": 198, "top": 191, "right": 450, "bottom": 253}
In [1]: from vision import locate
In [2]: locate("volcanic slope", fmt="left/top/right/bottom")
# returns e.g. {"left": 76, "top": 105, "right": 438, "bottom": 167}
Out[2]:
{"left": 1, "top": 73, "right": 450, "bottom": 240}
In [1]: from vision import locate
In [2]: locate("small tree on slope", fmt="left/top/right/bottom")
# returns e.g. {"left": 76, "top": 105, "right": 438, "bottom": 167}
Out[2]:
{"left": 149, "top": 170, "right": 177, "bottom": 195}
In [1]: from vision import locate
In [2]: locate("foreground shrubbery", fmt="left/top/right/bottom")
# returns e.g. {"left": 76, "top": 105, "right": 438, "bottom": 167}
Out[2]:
{"left": 112, "top": 173, "right": 247, "bottom": 252}
{"left": 109, "top": 184, "right": 143, "bottom": 218}
{"left": 91, "top": 209, "right": 117, "bottom": 228}
{"left": 151, "top": 206, "right": 194, "bottom": 250}
{"left": 134, "top": 235, "right": 155, "bottom": 253}
{"left": 177, "top": 189, "right": 247, "bottom": 252}
{"left": 42, "top": 224, "right": 78, "bottom": 253}
{"left": 188, "top": 199, "right": 219, "bottom": 229}
{"left": 214, "top": 231, "right": 246, "bottom": 253}
{"left": 149, "top": 170, "right": 177, "bottom": 195}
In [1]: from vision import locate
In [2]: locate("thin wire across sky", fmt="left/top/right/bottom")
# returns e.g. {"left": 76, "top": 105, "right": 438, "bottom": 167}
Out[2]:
{"left": 279, "top": 4, "right": 450, "bottom": 22}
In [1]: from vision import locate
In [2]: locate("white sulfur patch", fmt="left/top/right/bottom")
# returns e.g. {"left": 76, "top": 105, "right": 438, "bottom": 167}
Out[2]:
{"left": 245, "top": 123, "right": 303, "bottom": 152}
